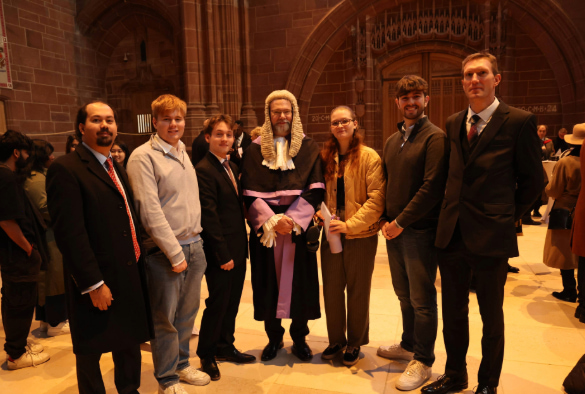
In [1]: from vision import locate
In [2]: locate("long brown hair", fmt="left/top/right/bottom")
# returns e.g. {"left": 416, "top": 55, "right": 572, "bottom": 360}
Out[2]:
{"left": 321, "top": 106, "right": 363, "bottom": 181}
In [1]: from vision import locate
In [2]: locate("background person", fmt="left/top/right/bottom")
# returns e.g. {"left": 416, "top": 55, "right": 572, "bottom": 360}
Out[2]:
{"left": 111, "top": 138, "right": 130, "bottom": 168}
{"left": 555, "top": 128, "right": 570, "bottom": 154}
{"left": 65, "top": 135, "right": 80, "bottom": 154}
{"left": 0, "top": 130, "right": 50, "bottom": 370}
{"left": 543, "top": 129, "right": 582, "bottom": 303}
{"left": 23, "top": 139, "right": 69, "bottom": 337}
{"left": 317, "top": 105, "right": 385, "bottom": 367}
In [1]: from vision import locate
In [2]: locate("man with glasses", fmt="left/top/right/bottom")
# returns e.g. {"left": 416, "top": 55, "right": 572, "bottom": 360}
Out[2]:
{"left": 376, "top": 75, "right": 448, "bottom": 391}
{"left": 240, "top": 90, "right": 325, "bottom": 363}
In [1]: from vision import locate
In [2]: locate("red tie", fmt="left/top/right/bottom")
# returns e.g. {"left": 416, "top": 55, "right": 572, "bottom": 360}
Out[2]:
{"left": 106, "top": 158, "right": 141, "bottom": 262}
{"left": 467, "top": 114, "right": 481, "bottom": 143}
{"left": 223, "top": 160, "right": 238, "bottom": 195}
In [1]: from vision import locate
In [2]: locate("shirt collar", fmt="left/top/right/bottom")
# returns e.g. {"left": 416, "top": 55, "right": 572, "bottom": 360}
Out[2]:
{"left": 210, "top": 151, "right": 227, "bottom": 164}
{"left": 154, "top": 133, "right": 184, "bottom": 157}
{"left": 82, "top": 142, "right": 112, "bottom": 167}
{"left": 467, "top": 97, "right": 500, "bottom": 124}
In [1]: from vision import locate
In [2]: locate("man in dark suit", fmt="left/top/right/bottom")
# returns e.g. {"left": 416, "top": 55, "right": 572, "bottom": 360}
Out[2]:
{"left": 421, "top": 53, "right": 542, "bottom": 394}
{"left": 228, "top": 120, "right": 252, "bottom": 168}
{"left": 195, "top": 114, "right": 255, "bottom": 381}
{"left": 47, "top": 102, "right": 153, "bottom": 394}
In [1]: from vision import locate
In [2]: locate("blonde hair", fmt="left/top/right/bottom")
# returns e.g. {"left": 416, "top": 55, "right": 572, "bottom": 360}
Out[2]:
{"left": 250, "top": 126, "right": 262, "bottom": 140}
{"left": 151, "top": 94, "right": 187, "bottom": 119}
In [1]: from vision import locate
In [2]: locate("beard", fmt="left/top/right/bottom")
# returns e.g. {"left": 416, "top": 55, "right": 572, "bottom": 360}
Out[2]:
{"left": 401, "top": 106, "right": 425, "bottom": 120}
{"left": 15, "top": 154, "right": 27, "bottom": 170}
{"left": 96, "top": 131, "right": 114, "bottom": 147}
{"left": 273, "top": 121, "right": 290, "bottom": 136}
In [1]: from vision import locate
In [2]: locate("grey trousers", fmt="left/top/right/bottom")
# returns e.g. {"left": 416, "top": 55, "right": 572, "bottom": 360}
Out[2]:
{"left": 320, "top": 231, "right": 378, "bottom": 347}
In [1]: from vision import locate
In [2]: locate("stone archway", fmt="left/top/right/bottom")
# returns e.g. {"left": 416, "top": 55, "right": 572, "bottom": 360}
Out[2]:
{"left": 287, "top": 0, "right": 585, "bottom": 138}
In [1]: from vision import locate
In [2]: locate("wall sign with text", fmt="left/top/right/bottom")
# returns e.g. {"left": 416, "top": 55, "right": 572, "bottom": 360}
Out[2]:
{"left": 310, "top": 114, "right": 331, "bottom": 123}
{"left": 0, "top": 1, "right": 12, "bottom": 89}
{"left": 517, "top": 105, "right": 558, "bottom": 114}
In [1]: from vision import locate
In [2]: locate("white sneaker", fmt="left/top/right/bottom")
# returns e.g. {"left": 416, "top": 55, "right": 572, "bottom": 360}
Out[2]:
{"left": 47, "top": 320, "right": 70, "bottom": 337}
{"left": 377, "top": 343, "right": 414, "bottom": 361}
{"left": 396, "top": 360, "right": 432, "bottom": 391}
{"left": 26, "top": 340, "right": 44, "bottom": 354}
{"left": 7, "top": 349, "right": 50, "bottom": 370}
{"left": 177, "top": 365, "right": 211, "bottom": 386}
{"left": 158, "top": 383, "right": 188, "bottom": 394}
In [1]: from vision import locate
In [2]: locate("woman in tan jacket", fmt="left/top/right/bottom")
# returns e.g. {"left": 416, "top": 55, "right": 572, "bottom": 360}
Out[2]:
{"left": 544, "top": 133, "right": 582, "bottom": 302}
{"left": 316, "top": 106, "right": 385, "bottom": 366}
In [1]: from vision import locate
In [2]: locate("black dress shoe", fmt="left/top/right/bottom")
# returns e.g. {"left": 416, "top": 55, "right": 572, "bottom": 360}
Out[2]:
{"left": 575, "top": 305, "right": 585, "bottom": 322}
{"left": 523, "top": 218, "right": 541, "bottom": 226}
{"left": 342, "top": 346, "right": 360, "bottom": 366}
{"left": 553, "top": 290, "right": 577, "bottom": 303}
{"left": 216, "top": 348, "right": 256, "bottom": 364}
{"left": 421, "top": 374, "right": 468, "bottom": 394}
{"left": 321, "top": 343, "right": 346, "bottom": 360}
{"left": 261, "top": 340, "right": 284, "bottom": 362}
{"left": 507, "top": 264, "right": 520, "bottom": 273}
{"left": 291, "top": 341, "right": 313, "bottom": 362}
{"left": 475, "top": 385, "right": 497, "bottom": 394}
{"left": 200, "top": 357, "right": 220, "bottom": 381}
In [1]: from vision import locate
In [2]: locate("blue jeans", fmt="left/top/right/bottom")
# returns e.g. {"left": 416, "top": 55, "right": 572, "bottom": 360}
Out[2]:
{"left": 145, "top": 240, "right": 207, "bottom": 387}
{"left": 386, "top": 226, "right": 438, "bottom": 367}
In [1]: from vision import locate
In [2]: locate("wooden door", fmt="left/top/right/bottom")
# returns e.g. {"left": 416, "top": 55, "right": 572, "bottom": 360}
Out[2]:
{"left": 382, "top": 53, "right": 466, "bottom": 144}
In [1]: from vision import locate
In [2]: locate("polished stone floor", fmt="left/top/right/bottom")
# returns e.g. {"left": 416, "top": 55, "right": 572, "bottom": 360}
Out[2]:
{"left": 0, "top": 223, "right": 580, "bottom": 393}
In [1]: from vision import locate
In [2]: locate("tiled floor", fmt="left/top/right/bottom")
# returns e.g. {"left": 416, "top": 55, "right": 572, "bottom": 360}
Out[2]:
{"left": 0, "top": 223, "right": 580, "bottom": 393}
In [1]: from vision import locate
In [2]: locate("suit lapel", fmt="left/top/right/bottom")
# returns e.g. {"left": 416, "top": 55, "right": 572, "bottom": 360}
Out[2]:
{"left": 207, "top": 152, "right": 238, "bottom": 197}
{"left": 76, "top": 144, "right": 120, "bottom": 194}
{"left": 452, "top": 110, "right": 467, "bottom": 167}
{"left": 467, "top": 102, "right": 509, "bottom": 165}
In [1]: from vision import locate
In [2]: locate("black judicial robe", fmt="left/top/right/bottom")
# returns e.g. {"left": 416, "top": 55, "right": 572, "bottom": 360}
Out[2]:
{"left": 241, "top": 137, "right": 325, "bottom": 321}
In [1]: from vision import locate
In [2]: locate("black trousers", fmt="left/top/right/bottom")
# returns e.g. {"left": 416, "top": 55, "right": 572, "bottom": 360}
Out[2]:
{"left": 579, "top": 256, "right": 585, "bottom": 306}
{"left": 265, "top": 316, "right": 309, "bottom": 344}
{"left": 1, "top": 280, "right": 37, "bottom": 360}
{"left": 438, "top": 226, "right": 508, "bottom": 388}
{"left": 196, "top": 261, "right": 246, "bottom": 359}
{"left": 76, "top": 345, "right": 141, "bottom": 394}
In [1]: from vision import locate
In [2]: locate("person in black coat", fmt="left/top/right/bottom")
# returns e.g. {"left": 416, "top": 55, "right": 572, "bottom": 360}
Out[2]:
{"left": 47, "top": 102, "right": 153, "bottom": 394}
{"left": 228, "top": 120, "right": 252, "bottom": 168}
{"left": 422, "top": 53, "right": 543, "bottom": 394}
{"left": 195, "top": 114, "right": 255, "bottom": 381}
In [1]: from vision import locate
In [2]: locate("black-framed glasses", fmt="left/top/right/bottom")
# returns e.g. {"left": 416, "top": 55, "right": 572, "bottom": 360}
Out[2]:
{"left": 331, "top": 118, "right": 355, "bottom": 128}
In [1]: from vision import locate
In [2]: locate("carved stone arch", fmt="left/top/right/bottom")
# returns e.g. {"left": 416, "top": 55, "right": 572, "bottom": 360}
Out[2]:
{"left": 287, "top": 0, "right": 585, "bottom": 127}
{"left": 76, "top": 0, "right": 180, "bottom": 36}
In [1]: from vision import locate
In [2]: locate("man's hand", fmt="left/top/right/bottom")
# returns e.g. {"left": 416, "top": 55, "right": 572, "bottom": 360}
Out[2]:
{"left": 172, "top": 260, "right": 188, "bottom": 273}
{"left": 89, "top": 284, "right": 114, "bottom": 311}
{"left": 274, "top": 216, "right": 293, "bottom": 235}
{"left": 329, "top": 219, "right": 348, "bottom": 234}
{"left": 314, "top": 211, "right": 324, "bottom": 226}
{"left": 221, "top": 260, "right": 234, "bottom": 271}
{"left": 381, "top": 220, "right": 403, "bottom": 240}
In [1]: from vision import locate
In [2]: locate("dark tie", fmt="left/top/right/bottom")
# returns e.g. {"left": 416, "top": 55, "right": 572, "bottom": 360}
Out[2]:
{"left": 223, "top": 160, "right": 238, "bottom": 195}
{"left": 106, "top": 158, "right": 141, "bottom": 262}
{"left": 467, "top": 114, "right": 481, "bottom": 144}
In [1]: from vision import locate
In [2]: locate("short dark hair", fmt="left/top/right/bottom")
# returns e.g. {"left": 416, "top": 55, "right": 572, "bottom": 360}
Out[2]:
{"left": 235, "top": 120, "right": 244, "bottom": 127}
{"left": 462, "top": 52, "right": 499, "bottom": 76}
{"left": 538, "top": 124, "right": 549, "bottom": 132}
{"left": 112, "top": 137, "right": 130, "bottom": 168}
{"left": 75, "top": 101, "right": 118, "bottom": 141}
{"left": 65, "top": 135, "right": 80, "bottom": 153}
{"left": 26, "top": 139, "right": 54, "bottom": 174}
{"left": 0, "top": 130, "right": 32, "bottom": 162}
{"left": 203, "top": 114, "right": 234, "bottom": 136}
{"left": 395, "top": 75, "right": 429, "bottom": 98}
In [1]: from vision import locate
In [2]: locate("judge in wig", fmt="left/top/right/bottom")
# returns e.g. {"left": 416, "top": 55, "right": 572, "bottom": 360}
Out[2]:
{"left": 240, "top": 90, "right": 325, "bottom": 363}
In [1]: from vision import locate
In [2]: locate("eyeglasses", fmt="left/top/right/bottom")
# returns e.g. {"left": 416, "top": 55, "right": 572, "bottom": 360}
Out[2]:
{"left": 331, "top": 118, "right": 355, "bottom": 128}
{"left": 270, "top": 110, "right": 292, "bottom": 117}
